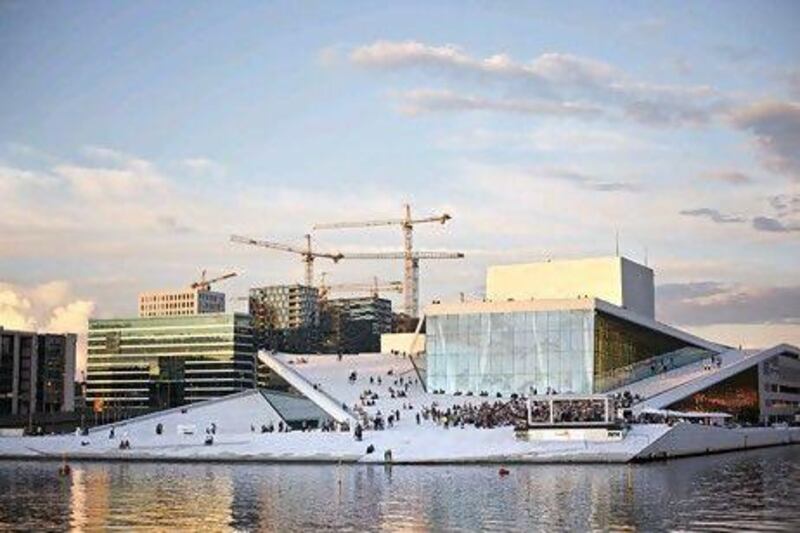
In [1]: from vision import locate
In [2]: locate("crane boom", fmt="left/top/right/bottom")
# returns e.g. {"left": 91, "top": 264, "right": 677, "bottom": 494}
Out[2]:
{"left": 312, "top": 204, "right": 458, "bottom": 317}
{"left": 190, "top": 271, "right": 237, "bottom": 291}
{"left": 230, "top": 234, "right": 343, "bottom": 286}
{"left": 328, "top": 282, "right": 403, "bottom": 291}
{"left": 339, "top": 251, "right": 464, "bottom": 260}
{"left": 230, "top": 234, "right": 343, "bottom": 261}
{"left": 313, "top": 214, "right": 450, "bottom": 230}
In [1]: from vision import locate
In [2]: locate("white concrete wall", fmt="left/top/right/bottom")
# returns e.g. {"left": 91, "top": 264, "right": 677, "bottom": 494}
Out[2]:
{"left": 486, "top": 256, "right": 654, "bottom": 319}
{"left": 380, "top": 333, "right": 425, "bottom": 355}
{"left": 636, "top": 422, "right": 800, "bottom": 460}
{"left": 620, "top": 257, "right": 655, "bottom": 318}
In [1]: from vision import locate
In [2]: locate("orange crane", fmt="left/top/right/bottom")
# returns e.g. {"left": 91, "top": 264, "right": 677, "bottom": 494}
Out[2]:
{"left": 230, "top": 234, "right": 343, "bottom": 287}
{"left": 191, "top": 270, "right": 237, "bottom": 291}
{"left": 314, "top": 204, "right": 459, "bottom": 317}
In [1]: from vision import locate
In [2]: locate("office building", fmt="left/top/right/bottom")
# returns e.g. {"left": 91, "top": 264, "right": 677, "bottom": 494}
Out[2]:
{"left": 322, "top": 296, "right": 392, "bottom": 353}
{"left": 86, "top": 313, "right": 256, "bottom": 415}
{"left": 0, "top": 327, "right": 76, "bottom": 415}
{"left": 138, "top": 289, "right": 225, "bottom": 318}
{"left": 248, "top": 285, "right": 319, "bottom": 352}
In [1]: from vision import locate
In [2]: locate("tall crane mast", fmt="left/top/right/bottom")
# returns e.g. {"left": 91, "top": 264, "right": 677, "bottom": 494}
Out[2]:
{"left": 230, "top": 234, "right": 343, "bottom": 287}
{"left": 191, "top": 270, "right": 237, "bottom": 291}
{"left": 314, "top": 204, "right": 456, "bottom": 318}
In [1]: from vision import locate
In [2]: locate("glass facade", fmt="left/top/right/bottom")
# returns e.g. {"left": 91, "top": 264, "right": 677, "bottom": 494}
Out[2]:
{"left": 427, "top": 307, "right": 714, "bottom": 395}
{"left": 86, "top": 313, "right": 256, "bottom": 415}
{"left": 760, "top": 352, "right": 800, "bottom": 422}
{"left": 427, "top": 310, "right": 595, "bottom": 395}
{"left": 0, "top": 330, "right": 75, "bottom": 415}
{"left": 593, "top": 311, "right": 711, "bottom": 392}
{"left": 36, "top": 335, "right": 69, "bottom": 413}
{"left": 0, "top": 335, "right": 12, "bottom": 415}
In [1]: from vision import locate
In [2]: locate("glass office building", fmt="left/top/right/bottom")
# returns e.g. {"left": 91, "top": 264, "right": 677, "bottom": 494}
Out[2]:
{"left": 86, "top": 313, "right": 256, "bottom": 414}
{"left": 426, "top": 302, "right": 714, "bottom": 395}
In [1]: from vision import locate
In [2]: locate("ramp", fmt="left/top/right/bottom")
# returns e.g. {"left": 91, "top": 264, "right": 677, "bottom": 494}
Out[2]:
{"left": 258, "top": 351, "right": 356, "bottom": 424}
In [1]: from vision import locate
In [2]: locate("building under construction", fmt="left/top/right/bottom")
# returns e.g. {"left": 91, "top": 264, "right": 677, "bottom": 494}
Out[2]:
{"left": 320, "top": 296, "right": 392, "bottom": 354}
{"left": 248, "top": 284, "right": 320, "bottom": 353}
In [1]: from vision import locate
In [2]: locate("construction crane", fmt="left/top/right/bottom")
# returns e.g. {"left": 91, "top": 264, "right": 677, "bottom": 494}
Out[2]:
{"left": 335, "top": 250, "right": 464, "bottom": 317}
{"left": 319, "top": 274, "right": 404, "bottom": 300}
{"left": 230, "top": 234, "right": 343, "bottom": 287}
{"left": 190, "top": 270, "right": 237, "bottom": 291}
{"left": 314, "top": 204, "right": 457, "bottom": 318}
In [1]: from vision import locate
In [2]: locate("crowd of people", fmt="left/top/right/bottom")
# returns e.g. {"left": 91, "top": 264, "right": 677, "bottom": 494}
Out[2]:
{"left": 418, "top": 399, "right": 530, "bottom": 429}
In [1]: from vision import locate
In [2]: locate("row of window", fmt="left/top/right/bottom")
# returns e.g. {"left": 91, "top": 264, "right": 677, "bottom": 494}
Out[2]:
{"left": 141, "top": 292, "right": 196, "bottom": 303}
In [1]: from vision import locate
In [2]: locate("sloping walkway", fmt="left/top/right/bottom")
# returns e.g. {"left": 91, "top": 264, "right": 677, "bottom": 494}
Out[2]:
{"left": 258, "top": 351, "right": 356, "bottom": 424}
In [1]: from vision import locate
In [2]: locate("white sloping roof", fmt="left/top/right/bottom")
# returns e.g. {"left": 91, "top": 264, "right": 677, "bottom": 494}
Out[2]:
{"left": 634, "top": 343, "right": 799, "bottom": 412}
{"left": 89, "top": 389, "right": 286, "bottom": 438}
{"left": 268, "top": 352, "right": 483, "bottom": 431}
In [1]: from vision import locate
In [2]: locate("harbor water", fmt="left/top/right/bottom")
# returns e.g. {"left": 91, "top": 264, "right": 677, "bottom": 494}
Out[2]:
{"left": 0, "top": 446, "right": 798, "bottom": 531}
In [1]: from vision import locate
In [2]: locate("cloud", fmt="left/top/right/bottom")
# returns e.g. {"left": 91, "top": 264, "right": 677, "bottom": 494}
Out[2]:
{"left": 787, "top": 68, "right": 800, "bottom": 98}
{"left": 155, "top": 215, "right": 193, "bottom": 234}
{"left": 729, "top": 100, "right": 800, "bottom": 181}
{"left": 54, "top": 151, "right": 167, "bottom": 202}
{"left": 181, "top": 157, "right": 225, "bottom": 176}
{"left": 769, "top": 193, "right": 800, "bottom": 217}
{"left": 0, "top": 282, "right": 95, "bottom": 377}
{"left": 657, "top": 282, "right": 800, "bottom": 326}
{"left": 658, "top": 281, "right": 728, "bottom": 301}
{"left": 437, "top": 126, "right": 655, "bottom": 154}
{"left": 752, "top": 216, "right": 800, "bottom": 233}
{"left": 679, "top": 208, "right": 745, "bottom": 224}
{"left": 714, "top": 44, "right": 763, "bottom": 64}
{"left": 348, "top": 40, "right": 730, "bottom": 126}
{"left": 683, "top": 323, "right": 800, "bottom": 350}
{"left": 0, "top": 287, "right": 36, "bottom": 330}
{"left": 0, "top": 164, "right": 57, "bottom": 194}
{"left": 397, "top": 89, "right": 603, "bottom": 118}
{"left": 351, "top": 41, "right": 620, "bottom": 85}
{"left": 540, "top": 168, "right": 641, "bottom": 192}
{"left": 699, "top": 170, "right": 752, "bottom": 185}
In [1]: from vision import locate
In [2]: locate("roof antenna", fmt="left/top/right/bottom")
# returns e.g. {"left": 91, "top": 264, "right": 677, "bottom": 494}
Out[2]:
{"left": 644, "top": 246, "right": 649, "bottom": 266}
{"left": 615, "top": 230, "right": 620, "bottom": 257}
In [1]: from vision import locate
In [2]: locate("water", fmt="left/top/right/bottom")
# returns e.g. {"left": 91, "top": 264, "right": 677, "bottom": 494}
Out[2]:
{"left": 0, "top": 446, "right": 798, "bottom": 532}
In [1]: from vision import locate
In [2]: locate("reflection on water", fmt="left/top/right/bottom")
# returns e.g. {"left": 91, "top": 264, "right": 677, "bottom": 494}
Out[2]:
{"left": 0, "top": 447, "right": 798, "bottom": 532}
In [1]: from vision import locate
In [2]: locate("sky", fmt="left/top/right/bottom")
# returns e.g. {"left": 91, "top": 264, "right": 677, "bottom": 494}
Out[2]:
{"left": 1, "top": 1, "right": 799, "bottom": 372}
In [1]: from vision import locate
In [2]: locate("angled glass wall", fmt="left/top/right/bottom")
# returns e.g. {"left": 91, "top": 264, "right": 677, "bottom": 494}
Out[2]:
{"left": 667, "top": 366, "right": 760, "bottom": 423}
{"left": 427, "top": 310, "right": 595, "bottom": 395}
{"left": 593, "top": 311, "right": 713, "bottom": 392}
